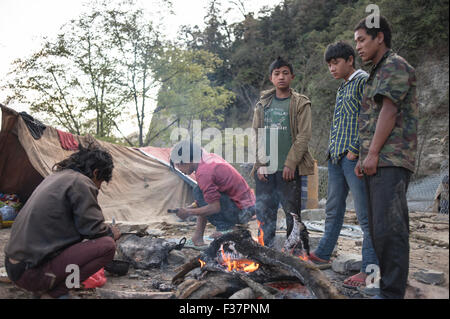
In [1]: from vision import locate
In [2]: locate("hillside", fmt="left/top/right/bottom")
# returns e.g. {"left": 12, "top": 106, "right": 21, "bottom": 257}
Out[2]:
{"left": 148, "top": 0, "right": 449, "bottom": 178}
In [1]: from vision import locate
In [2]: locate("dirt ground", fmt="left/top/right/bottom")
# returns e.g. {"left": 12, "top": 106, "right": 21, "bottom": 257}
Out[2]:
{"left": 0, "top": 210, "right": 448, "bottom": 299}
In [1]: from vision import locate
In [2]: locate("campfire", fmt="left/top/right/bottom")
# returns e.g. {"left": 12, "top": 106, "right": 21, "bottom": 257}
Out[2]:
{"left": 257, "top": 220, "right": 310, "bottom": 262}
{"left": 172, "top": 229, "right": 345, "bottom": 299}
{"left": 217, "top": 241, "right": 260, "bottom": 272}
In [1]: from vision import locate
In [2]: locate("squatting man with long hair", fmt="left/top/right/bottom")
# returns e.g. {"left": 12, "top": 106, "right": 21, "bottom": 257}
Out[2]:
{"left": 4, "top": 144, "right": 121, "bottom": 299}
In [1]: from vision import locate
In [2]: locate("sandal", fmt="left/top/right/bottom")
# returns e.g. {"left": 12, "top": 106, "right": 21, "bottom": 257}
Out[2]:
{"left": 309, "top": 252, "right": 331, "bottom": 265}
{"left": 308, "top": 252, "right": 332, "bottom": 269}
{"left": 343, "top": 272, "right": 367, "bottom": 289}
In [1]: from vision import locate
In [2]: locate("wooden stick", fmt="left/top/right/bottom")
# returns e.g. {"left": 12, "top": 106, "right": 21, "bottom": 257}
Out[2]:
{"left": 201, "top": 229, "right": 346, "bottom": 299}
{"left": 236, "top": 273, "right": 276, "bottom": 299}
{"left": 96, "top": 288, "right": 173, "bottom": 299}
{"left": 172, "top": 254, "right": 201, "bottom": 284}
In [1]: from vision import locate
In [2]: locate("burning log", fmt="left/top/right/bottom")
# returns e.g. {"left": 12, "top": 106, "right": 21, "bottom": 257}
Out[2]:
{"left": 200, "top": 229, "right": 345, "bottom": 299}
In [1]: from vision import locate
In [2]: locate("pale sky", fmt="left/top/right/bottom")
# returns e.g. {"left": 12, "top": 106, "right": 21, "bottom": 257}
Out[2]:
{"left": 0, "top": 0, "right": 280, "bottom": 135}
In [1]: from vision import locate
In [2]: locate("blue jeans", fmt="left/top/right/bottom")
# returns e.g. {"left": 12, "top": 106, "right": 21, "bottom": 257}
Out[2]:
{"left": 193, "top": 186, "right": 255, "bottom": 231}
{"left": 315, "top": 157, "right": 378, "bottom": 273}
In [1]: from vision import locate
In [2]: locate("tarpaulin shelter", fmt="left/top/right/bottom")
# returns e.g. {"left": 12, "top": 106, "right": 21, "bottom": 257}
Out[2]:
{"left": 0, "top": 104, "right": 196, "bottom": 225}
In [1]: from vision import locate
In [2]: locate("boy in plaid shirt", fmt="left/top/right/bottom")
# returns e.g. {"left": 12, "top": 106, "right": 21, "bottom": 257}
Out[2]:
{"left": 310, "top": 41, "right": 378, "bottom": 290}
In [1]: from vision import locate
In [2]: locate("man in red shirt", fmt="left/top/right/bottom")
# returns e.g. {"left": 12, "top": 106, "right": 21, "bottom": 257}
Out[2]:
{"left": 170, "top": 140, "right": 256, "bottom": 246}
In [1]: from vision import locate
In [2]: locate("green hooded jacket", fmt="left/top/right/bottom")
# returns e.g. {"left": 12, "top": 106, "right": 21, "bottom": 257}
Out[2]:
{"left": 251, "top": 88, "right": 315, "bottom": 176}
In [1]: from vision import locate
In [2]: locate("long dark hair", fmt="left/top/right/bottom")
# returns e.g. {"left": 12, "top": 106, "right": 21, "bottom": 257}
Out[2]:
{"left": 53, "top": 144, "right": 114, "bottom": 182}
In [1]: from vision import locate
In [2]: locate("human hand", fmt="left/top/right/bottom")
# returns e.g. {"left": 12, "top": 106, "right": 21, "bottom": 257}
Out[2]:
{"left": 111, "top": 225, "right": 121, "bottom": 241}
{"left": 346, "top": 151, "right": 358, "bottom": 161}
{"left": 257, "top": 166, "right": 268, "bottom": 182}
{"left": 354, "top": 161, "right": 364, "bottom": 179}
{"left": 282, "top": 166, "right": 295, "bottom": 181}
{"left": 362, "top": 152, "right": 379, "bottom": 176}
{"left": 176, "top": 208, "right": 191, "bottom": 220}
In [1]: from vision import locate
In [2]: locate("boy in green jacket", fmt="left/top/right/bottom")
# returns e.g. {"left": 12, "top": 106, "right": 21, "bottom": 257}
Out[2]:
{"left": 252, "top": 56, "right": 315, "bottom": 250}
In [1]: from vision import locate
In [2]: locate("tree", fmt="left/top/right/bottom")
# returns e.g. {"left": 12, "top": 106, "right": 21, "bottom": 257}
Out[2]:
{"left": 146, "top": 47, "right": 235, "bottom": 146}
{"left": 4, "top": 4, "right": 128, "bottom": 138}
{"left": 3, "top": 0, "right": 170, "bottom": 145}
{"left": 103, "top": 3, "right": 164, "bottom": 146}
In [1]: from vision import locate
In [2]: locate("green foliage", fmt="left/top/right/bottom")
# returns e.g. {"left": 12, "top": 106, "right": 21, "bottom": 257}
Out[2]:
{"left": 2, "top": 0, "right": 448, "bottom": 154}
{"left": 181, "top": 0, "right": 449, "bottom": 164}
{"left": 146, "top": 48, "right": 235, "bottom": 146}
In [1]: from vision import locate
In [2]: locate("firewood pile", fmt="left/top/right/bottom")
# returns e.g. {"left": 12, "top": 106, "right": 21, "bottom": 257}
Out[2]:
{"left": 171, "top": 229, "right": 346, "bottom": 299}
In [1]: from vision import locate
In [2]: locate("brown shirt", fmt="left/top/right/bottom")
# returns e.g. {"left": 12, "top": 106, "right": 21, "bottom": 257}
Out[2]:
{"left": 5, "top": 169, "right": 112, "bottom": 268}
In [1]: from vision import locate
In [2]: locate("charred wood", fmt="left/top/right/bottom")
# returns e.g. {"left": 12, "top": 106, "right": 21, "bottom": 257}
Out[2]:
{"left": 172, "top": 254, "right": 201, "bottom": 285}
{"left": 176, "top": 272, "right": 246, "bottom": 299}
{"left": 200, "top": 229, "right": 346, "bottom": 299}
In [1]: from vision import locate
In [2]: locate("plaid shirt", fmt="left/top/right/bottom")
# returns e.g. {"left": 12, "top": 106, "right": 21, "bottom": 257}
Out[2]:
{"left": 328, "top": 69, "right": 368, "bottom": 163}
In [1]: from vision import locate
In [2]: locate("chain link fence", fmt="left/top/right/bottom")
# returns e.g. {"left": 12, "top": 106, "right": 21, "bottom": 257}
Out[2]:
{"left": 317, "top": 160, "right": 449, "bottom": 213}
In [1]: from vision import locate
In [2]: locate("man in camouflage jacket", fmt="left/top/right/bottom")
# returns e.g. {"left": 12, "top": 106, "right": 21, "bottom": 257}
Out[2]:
{"left": 354, "top": 16, "right": 418, "bottom": 299}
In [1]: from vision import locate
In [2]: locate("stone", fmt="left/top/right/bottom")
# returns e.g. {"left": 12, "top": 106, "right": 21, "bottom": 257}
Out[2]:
{"left": 331, "top": 254, "right": 362, "bottom": 274}
{"left": 168, "top": 250, "right": 187, "bottom": 265}
{"left": 413, "top": 269, "right": 445, "bottom": 285}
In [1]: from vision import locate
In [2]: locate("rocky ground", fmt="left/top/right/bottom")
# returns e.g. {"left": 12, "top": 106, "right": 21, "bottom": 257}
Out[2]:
{"left": 0, "top": 210, "right": 448, "bottom": 299}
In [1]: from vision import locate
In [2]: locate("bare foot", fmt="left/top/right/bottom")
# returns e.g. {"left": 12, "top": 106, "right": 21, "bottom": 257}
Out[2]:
{"left": 191, "top": 237, "right": 205, "bottom": 246}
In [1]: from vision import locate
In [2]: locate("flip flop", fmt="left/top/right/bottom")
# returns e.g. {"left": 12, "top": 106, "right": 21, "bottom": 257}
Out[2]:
{"left": 308, "top": 252, "right": 332, "bottom": 269}
{"left": 343, "top": 273, "right": 367, "bottom": 290}
{"left": 183, "top": 238, "right": 209, "bottom": 251}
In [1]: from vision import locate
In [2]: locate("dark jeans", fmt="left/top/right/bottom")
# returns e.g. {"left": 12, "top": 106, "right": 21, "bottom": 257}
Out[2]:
{"left": 254, "top": 170, "right": 302, "bottom": 248}
{"left": 6, "top": 236, "right": 116, "bottom": 298}
{"left": 193, "top": 186, "right": 255, "bottom": 231}
{"left": 364, "top": 167, "right": 411, "bottom": 299}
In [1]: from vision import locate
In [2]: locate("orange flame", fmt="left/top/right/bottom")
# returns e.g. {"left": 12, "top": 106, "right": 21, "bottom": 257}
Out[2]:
{"left": 257, "top": 220, "right": 265, "bottom": 246}
{"left": 199, "top": 259, "right": 206, "bottom": 267}
{"left": 219, "top": 244, "right": 259, "bottom": 273}
{"left": 297, "top": 252, "right": 309, "bottom": 261}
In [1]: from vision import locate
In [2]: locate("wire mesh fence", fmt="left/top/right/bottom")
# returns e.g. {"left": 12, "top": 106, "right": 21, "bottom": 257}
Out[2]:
{"left": 317, "top": 160, "right": 449, "bottom": 213}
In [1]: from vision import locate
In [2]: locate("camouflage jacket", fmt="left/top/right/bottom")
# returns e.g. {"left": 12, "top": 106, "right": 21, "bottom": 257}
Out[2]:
{"left": 359, "top": 50, "right": 418, "bottom": 173}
